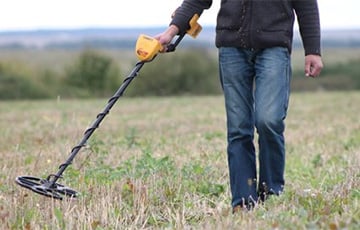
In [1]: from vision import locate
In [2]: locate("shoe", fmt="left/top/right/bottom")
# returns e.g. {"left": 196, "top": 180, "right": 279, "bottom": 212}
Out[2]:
{"left": 232, "top": 205, "right": 246, "bottom": 214}
{"left": 232, "top": 203, "right": 254, "bottom": 213}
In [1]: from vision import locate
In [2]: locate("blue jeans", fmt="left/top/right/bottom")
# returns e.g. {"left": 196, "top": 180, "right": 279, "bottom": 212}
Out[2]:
{"left": 219, "top": 47, "right": 291, "bottom": 207}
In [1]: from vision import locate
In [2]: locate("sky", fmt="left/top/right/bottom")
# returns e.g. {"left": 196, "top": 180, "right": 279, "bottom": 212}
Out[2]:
{"left": 0, "top": 0, "right": 359, "bottom": 31}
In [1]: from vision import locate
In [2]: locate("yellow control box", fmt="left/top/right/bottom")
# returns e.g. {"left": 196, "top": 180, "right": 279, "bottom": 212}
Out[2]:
{"left": 135, "top": 34, "right": 163, "bottom": 61}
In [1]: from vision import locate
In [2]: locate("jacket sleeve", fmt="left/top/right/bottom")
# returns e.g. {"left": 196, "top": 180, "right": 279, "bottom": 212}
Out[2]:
{"left": 293, "top": 0, "right": 322, "bottom": 56}
{"left": 170, "top": 0, "right": 212, "bottom": 34}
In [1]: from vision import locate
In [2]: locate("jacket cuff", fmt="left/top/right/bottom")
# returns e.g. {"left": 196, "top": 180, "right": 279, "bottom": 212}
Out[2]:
{"left": 170, "top": 18, "right": 190, "bottom": 35}
{"left": 302, "top": 35, "right": 321, "bottom": 56}
{"left": 304, "top": 45, "right": 321, "bottom": 56}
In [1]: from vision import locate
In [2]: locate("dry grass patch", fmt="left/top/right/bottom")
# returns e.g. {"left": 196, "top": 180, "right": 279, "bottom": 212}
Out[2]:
{"left": 0, "top": 92, "right": 359, "bottom": 229}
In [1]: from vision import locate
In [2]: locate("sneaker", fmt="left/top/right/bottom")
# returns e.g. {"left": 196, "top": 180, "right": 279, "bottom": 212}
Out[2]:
{"left": 232, "top": 205, "right": 246, "bottom": 214}
{"left": 232, "top": 203, "right": 254, "bottom": 213}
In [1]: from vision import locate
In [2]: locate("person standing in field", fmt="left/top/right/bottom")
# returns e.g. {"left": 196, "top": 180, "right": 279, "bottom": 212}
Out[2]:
{"left": 156, "top": 0, "right": 323, "bottom": 212}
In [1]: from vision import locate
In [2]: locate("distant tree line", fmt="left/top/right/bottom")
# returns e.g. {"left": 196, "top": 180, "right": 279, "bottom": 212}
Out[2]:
{"left": 291, "top": 59, "right": 360, "bottom": 91}
{"left": 0, "top": 48, "right": 359, "bottom": 100}
{"left": 0, "top": 48, "right": 220, "bottom": 100}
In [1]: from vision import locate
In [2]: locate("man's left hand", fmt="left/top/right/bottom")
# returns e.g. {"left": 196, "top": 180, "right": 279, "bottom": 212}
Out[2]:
{"left": 305, "top": 55, "right": 323, "bottom": 78}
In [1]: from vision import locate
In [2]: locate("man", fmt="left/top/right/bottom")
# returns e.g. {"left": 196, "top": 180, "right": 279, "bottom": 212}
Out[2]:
{"left": 156, "top": 0, "right": 323, "bottom": 211}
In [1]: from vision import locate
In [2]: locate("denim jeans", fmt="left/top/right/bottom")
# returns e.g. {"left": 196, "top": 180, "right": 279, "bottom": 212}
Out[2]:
{"left": 219, "top": 47, "right": 291, "bottom": 207}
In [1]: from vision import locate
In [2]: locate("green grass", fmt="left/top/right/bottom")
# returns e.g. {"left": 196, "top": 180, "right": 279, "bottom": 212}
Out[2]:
{"left": 0, "top": 92, "right": 359, "bottom": 229}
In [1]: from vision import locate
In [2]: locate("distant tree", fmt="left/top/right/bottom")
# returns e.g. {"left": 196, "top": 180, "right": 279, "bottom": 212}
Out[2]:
{"left": 0, "top": 62, "right": 50, "bottom": 99}
{"left": 65, "top": 49, "right": 121, "bottom": 97}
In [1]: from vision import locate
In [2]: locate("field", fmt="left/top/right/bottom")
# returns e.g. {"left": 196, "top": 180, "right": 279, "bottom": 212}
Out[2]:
{"left": 0, "top": 92, "right": 359, "bottom": 229}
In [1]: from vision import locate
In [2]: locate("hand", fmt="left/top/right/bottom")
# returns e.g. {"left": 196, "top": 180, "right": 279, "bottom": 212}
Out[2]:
{"left": 305, "top": 54, "right": 323, "bottom": 78}
{"left": 154, "top": 25, "right": 179, "bottom": 52}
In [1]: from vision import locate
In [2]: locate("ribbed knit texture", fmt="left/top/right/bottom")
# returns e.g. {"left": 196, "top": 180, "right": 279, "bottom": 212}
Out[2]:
{"left": 171, "top": 0, "right": 321, "bottom": 55}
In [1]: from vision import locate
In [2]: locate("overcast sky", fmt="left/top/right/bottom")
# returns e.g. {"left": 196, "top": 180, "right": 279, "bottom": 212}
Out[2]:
{"left": 0, "top": 0, "right": 359, "bottom": 31}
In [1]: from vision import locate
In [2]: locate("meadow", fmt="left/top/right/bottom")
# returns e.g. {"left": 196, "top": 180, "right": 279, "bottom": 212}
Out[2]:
{"left": 0, "top": 92, "right": 359, "bottom": 229}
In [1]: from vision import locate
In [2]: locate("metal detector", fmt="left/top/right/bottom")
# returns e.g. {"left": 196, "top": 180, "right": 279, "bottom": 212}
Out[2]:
{"left": 15, "top": 15, "right": 202, "bottom": 200}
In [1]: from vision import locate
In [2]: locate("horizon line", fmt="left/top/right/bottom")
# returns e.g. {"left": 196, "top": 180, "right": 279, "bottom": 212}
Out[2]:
{"left": 1, "top": 26, "right": 360, "bottom": 34}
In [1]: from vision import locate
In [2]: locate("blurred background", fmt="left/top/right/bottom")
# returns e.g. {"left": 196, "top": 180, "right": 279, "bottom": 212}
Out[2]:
{"left": 0, "top": 0, "right": 359, "bottom": 99}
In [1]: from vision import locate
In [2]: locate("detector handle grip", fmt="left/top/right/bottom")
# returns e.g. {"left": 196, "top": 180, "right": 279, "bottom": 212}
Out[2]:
{"left": 166, "top": 14, "right": 202, "bottom": 52}
{"left": 186, "top": 14, "right": 202, "bottom": 38}
{"left": 135, "top": 14, "right": 202, "bottom": 61}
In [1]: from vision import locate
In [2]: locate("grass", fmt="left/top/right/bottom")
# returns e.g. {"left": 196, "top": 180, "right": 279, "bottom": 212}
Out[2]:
{"left": 0, "top": 92, "right": 359, "bottom": 229}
